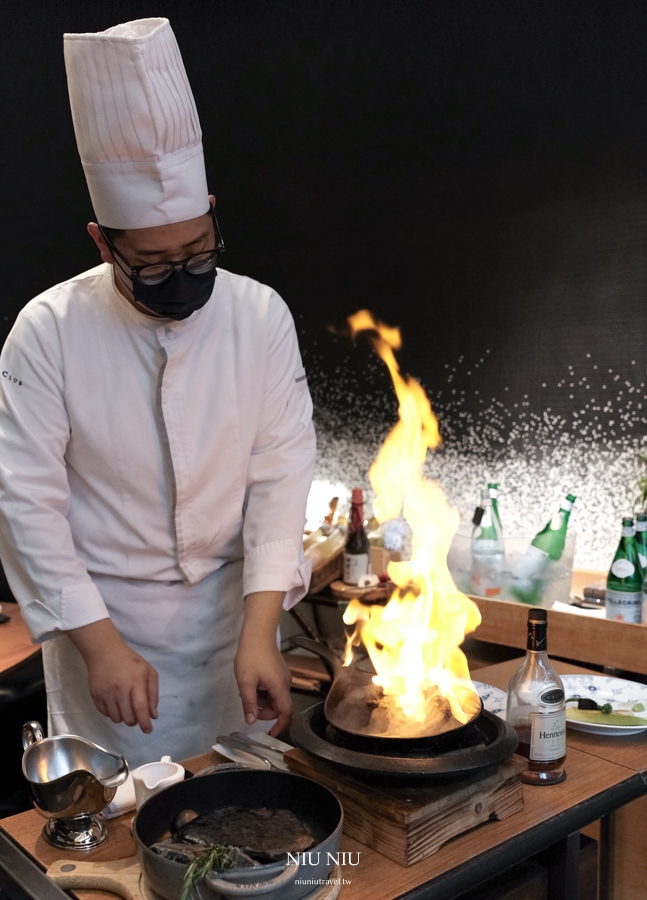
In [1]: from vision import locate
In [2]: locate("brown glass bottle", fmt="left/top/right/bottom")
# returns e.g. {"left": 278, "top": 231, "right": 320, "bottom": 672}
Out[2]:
{"left": 343, "top": 489, "right": 371, "bottom": 585}
{"left": 506, "top": 609, "right": 566, "bottom": 785}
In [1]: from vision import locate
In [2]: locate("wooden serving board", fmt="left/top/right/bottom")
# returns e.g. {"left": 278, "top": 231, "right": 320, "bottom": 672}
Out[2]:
{"left": 47, "top": 856, "right": 159, "bottom": 900}
{"left": 285, "top": 749, "right": 527, "bottom": 867}
{"left": 46, "top": 856, "right": 343, "bottom": 900}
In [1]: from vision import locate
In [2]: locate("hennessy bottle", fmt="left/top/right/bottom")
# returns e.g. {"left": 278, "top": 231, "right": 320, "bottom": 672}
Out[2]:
{"left": 506, "top": 608, "right": 566, "bottom": 785}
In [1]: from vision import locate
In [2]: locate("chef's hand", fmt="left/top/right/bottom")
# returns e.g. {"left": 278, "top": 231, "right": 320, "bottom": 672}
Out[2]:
{"left": 66, "top": 618, "right": 159, "bottom": 734}
{"left": 235, "top": 591, "right": 292, "bottom": 737}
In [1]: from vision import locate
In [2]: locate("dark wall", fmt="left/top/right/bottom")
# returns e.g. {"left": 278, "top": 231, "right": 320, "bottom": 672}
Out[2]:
{"left": 2, "top": 0, "right": 647, "bottom": 564}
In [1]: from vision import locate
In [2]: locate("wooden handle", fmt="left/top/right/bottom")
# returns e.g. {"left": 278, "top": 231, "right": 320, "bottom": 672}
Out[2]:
{"left": 47, "top": 857, "right": 144, "bottom": 900}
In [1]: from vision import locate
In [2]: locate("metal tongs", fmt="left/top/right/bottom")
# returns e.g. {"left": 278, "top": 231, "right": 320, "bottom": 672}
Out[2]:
{"left": 216, "top": 733, "right": 285, "bottom": 771}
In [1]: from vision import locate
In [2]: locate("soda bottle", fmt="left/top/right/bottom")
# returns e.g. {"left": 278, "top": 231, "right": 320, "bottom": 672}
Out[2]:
{"left": 510, "top": 494, "right": 576, "bottom": 605}
{"left": 606, "top": 517, "right": 644, "bottom": 623}
{"left": 488, "top": 482, "right": 503, "bottom": 532}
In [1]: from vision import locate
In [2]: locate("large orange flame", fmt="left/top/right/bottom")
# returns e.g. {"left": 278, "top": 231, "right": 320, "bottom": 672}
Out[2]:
{"left": 343, "top": 310, "right": 481, "bottom": 726}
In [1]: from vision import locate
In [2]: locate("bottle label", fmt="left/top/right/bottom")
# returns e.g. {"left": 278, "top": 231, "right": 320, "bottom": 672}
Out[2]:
{"left": 636, "top": 522, "right": 647, "bottom": 533}
{"left": 611, "top": 559, "right": 635, "bottom": 578}
{"left": 344, "top": 552, "right": 370, "bottom": 585}
{"left": 530, "top": 709, "right": 566, "bottom": 761}
{"left": 540, "top": 688, "right": 564, "bottom": 705}
{"left": 513, "top": 545, "right": 549, "bottom": 582}
{"left": 605, "top": 589, "right": 643, "bottom": 623}
{"left": 639, "top": 553, "right": 647, "bottom": 569}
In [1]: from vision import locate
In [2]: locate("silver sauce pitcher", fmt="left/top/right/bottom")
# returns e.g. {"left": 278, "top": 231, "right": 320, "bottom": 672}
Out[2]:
{"left": 22, "top": 721, "right": 128, "bottom": 849}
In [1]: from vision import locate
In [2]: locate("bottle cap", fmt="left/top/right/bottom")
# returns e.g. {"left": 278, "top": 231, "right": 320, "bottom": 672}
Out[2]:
{"left": 528, "top": 609, "right": 547, "bottom": 623}
{"left": 622, "top": 516, "right": 634, "bottom": 527}
{"left": 351, "top": 488, "right": 364, "bottom": 504}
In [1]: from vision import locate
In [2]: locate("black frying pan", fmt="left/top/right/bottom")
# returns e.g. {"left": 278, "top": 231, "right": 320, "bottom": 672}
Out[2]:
{"left": 292, "top": 635, "right": 482, "bottom": 751}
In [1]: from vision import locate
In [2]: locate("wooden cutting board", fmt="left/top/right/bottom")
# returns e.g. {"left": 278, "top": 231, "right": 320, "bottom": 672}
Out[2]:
{"left": 285, "top": 749, "right": 527, "bottom": 867}
{"left": 46, "top": 856, "right": 343, "bottom": 900}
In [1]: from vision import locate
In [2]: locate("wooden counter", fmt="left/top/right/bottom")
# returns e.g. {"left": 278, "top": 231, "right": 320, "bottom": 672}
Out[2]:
{"left": 2, "top": 671, "right": 647, "bottom": 900}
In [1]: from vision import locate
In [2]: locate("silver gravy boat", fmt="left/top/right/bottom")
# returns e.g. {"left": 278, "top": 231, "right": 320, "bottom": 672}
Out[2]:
{"left": 22, "top": 721, "right": 128, "bottom": 849}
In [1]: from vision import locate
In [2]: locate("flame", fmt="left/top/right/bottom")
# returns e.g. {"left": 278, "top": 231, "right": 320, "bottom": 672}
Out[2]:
{"left": 343, "top": 310, "right": 481, "bottom": 726}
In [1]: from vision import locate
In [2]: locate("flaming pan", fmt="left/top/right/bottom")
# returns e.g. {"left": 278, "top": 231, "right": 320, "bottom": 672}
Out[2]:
{"left": 292, "top": 636, "right": 483, "bottom": 753}
{"left": 290, "top": 701, "right": 518, "bottom": 780}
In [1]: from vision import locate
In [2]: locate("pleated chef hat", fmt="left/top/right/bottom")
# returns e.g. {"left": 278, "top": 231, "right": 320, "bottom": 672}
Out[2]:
{"left": 64, "top": 18, "right": 209, "bottom": 229}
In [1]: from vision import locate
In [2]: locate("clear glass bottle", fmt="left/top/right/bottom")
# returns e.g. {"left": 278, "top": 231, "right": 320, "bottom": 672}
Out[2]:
{"left": 606, "top": 517, "right": 644, "bottom": 623}
{"left": 510, "top": 494, "right": 576, "bottom": 605}
{"left": 506, "top": 608, "right": 566, "bottom": 785}
{"left": 343, "top": 489, "right": 371, "bottom": 585}
{"left": 471, "top": 488, "right": 504, "bottom": 597}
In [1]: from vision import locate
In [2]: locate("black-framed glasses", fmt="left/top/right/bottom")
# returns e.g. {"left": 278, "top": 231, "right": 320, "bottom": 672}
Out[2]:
{"left": 99, "top": 206, "right": 225, "bottom": 286}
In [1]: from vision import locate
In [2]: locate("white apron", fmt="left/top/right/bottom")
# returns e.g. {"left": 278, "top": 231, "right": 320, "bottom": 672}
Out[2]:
{"left": 42, "top": 559, "right": 259, "bottom": 768}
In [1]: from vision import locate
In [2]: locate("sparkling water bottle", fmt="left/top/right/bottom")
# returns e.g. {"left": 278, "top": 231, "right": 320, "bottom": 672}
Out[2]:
{"left": 510, "top": 494, "right": 576, "bottom": 606}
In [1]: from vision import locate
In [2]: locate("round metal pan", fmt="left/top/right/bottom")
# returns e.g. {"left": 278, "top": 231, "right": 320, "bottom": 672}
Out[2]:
{"left": 134, "top": 769, "right": 343, "bottom": 900}
{"left": 291, "top": 702, "right": 519, "bottom": 780}
{"left": 292, "top": 635, "right": 482, "bottom": 750}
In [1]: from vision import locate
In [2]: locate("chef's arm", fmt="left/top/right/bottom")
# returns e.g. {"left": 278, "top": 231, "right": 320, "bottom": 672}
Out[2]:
{"left": 66, "top": 619, "right": 159, "bottom": 735}
{"left": 242, "top": 297, "right": 316, "bottom": 613}
{"left": 0, "top": 312, "right": 158, "bottom": 734}
{"left": 234, "top": 590, "right": 292, "bottom": 737}
{"left": 0, "top": 312, "right": 111, "bottom": 640}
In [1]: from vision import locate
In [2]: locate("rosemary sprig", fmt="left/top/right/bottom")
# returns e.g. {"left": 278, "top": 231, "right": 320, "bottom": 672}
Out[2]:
{"left": 181, "top": 843, "right": 234, "bottom": 900}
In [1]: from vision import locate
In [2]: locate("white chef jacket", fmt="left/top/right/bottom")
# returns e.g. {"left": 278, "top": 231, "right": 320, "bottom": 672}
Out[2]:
{"left": 0, "top": 263, "right": 316, "bottom": 643}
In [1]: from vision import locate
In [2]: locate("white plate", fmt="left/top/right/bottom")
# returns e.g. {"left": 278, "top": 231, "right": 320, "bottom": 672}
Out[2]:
{"left": 212, "top": 731, "right": 293, "bottom": 771}
{"left": 561, "top": 674, "right": 647, "bottom": 735}
{"left": 473, "top": 681, "right": 507, "bottom": 718}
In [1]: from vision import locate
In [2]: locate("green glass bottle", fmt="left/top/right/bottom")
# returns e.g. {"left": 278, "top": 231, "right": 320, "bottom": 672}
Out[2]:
{"left": 606, "top": 517, "right": 644, "bottom": 623}
{"left": 471, "top": 488, "right": 504, "bottom": 597}
{"left": 488, "top": 482, "right": 503, "bottom": 532}
{"left": 510, "top": 494, "right": 576, "bottom": 605}
{"left": 634, "top": 514, "right": 647, "bottom": 574}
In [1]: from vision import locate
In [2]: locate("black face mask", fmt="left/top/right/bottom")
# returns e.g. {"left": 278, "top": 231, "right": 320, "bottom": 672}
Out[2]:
{"left": 132, "top": 266, "right": 217, "bottom": 321}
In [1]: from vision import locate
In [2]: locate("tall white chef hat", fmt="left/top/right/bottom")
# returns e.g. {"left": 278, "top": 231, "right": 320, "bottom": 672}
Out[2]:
{"left": 64, "top": 17, "right": 209, "bottom": 229}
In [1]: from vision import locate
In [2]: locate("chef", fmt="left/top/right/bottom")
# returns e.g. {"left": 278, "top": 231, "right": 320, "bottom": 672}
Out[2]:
{"left": 0, "top": 18, "right": 316, "bottom": 767}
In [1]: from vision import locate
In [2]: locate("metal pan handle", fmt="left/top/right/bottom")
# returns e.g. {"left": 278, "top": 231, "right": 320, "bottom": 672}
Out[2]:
{"left": 202, "top": 860, "right": 299, "bottom": 897}
{"left": 290, "top": 635, "right": 341, "bottom": 680}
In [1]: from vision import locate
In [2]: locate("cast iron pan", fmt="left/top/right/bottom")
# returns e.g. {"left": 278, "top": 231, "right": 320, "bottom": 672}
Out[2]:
{"left": 292, "top": 635, "right": 483, "bottom": 750}
{"left": 134, "top": 770, "right": 343, "bottom": 900}
{"left": 290, "top": 701, "right": 519, "bottom": 781}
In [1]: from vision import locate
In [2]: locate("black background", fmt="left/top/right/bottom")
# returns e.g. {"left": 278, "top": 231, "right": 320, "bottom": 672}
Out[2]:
{"left": 2, "top": 0, "right": 647, "bottom": 449}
